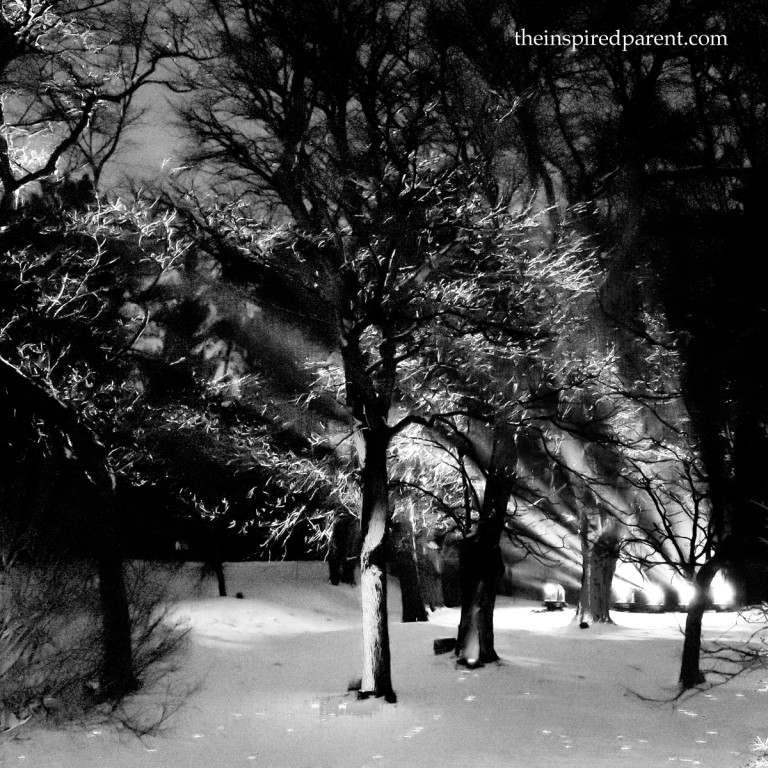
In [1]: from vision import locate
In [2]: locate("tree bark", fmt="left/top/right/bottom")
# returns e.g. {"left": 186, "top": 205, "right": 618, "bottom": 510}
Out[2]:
{"left": 209, "top": 526, "right": 227, "bottom": 597}
{"left": 391, "top": 516, "right": 428, "bottom": 623}
{"left": 214, "top": 563, "right": 227, "bottom": 598}
{"left": 328, "top": 513, "right": 360, "bottom": 586}
{"left": 455, "top": 525, "right": 505, "bottom": 666}
{"left": 455, "top": 429, "right": 515, "bottom": 666}
{"left": 575, "top": 517, "right": 619, "bottom": 627}
{"left": 679, "top": 556, "right": 722, "bottom": 689}
{"left": 96, "top": 545, "right": 136, "bottom": 697}
{"left": 358, "top": 427, "right": 396, "bottom": 702}
{"left": 439, "top": 533, "right": 462, "bottom": 608}
{"left": 64, "top": 445, "right": 137, "bottom": 697}
{"left": 417, "top": 533, "right": 444, "bottom": 610}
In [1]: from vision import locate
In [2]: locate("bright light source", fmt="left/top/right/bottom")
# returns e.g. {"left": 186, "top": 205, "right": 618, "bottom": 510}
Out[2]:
{"left": 675, "top": 581, "right": 695, "bottom": 606}
{"left": 643, "top": 583, "right": 665, "bottom": 606}
{"left": 542, "top": 583, "right": 565, "bottom": 602}
{"left": 711, "top": 573, "right": 735, "bottom": 608}
{"left": 612, "top": 582, "right": 633, "bottom": 604}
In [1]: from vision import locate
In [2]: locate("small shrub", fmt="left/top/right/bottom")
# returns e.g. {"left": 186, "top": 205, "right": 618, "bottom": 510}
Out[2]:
{"left": 123, "top": 560, "right": 189, "bottom": 688}
{"left": 0, "top": 558, "right": 187, "bottom": 732}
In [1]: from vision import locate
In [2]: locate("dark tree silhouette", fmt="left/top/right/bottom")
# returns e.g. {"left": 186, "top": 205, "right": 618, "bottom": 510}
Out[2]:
{"left": 0, "top": 357, "right": 136, "bottom": 697}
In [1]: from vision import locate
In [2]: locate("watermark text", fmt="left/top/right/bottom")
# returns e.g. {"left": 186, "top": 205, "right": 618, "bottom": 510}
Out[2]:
{"left": 513, "top": 29, "right": 727, "bottom": 52}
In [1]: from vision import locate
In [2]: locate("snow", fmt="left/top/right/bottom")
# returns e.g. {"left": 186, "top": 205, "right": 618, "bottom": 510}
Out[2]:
{"left": 2, "top": 561, "right": 767, "bottom": 767}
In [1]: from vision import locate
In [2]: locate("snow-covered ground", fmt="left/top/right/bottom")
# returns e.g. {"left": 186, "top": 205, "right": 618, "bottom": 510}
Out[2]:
{"left": 3, "top": 561, "right": 767, "bottom": 767}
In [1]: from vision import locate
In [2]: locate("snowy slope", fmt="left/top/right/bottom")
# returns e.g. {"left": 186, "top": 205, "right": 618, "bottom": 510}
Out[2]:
{"left": 2, "top": 561, "right": 767, "bottom": 767}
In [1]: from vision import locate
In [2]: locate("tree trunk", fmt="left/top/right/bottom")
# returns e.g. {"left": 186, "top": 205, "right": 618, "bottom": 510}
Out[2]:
{"left": 455, "top": 529, "right": 505, "bottom": 666}
{"left": 439, "top": 533, "right": 462, "bottom": 608}
{"left": 209, "top": 526, "right": 227, "bottom": 597}
{"left": 576, "top": 513, "right": 595, "bottom": 627}
{"left": 592, "top": 539, "right": 618, "bottom": 621}
{"left": 358, "top": 428, "right": 396, "bottom": 702}
{"left": 214, "top": 563, "right": 227, "bottom": 597}
{"left": 96, "top": 547, "right": 136, "bottom": 697}
{"left": 1, "top": 358, "right": 136, "bottom": 697}
{"left": 575, "top": 510, "right": 619, "bottom": 627}
{"left": 680, "top": 557, "right": 722, "bottom": 689}
{"left": 392, "top": 516, "right": 428, "bottom": 623}
{"left": 455, "top": 435, "right": 513, "bottom": 666}
{"left": 328, "top": 513, "right": 360, "bottom": 586}
{"left": 418, "top": 534, "right": 444, "bottom": 611}
{"left": 90, "top": 463, "right": 137, "bottom": 697}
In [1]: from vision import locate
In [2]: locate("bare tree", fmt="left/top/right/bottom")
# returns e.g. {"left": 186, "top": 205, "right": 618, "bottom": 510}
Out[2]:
{"left": 165, "top": 0, "right": 465, "bottom": 702}
{"left": 0, "top": 0, "right": 184, "bottom": 210}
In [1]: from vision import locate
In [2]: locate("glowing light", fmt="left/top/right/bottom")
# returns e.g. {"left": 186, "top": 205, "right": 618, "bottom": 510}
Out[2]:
{"left": 643, "top": 583, "right": 664, "bottom": 606}
{"left": 542, "top": 583, "right": 565, "bottom": 602}
{"left": 675, "top": 581, "right": 695, "bottom": 606}
{"left": 612, "top": 581, "right": 633, "bottom": 604}
{"left": 711, "top": 574, "right": 735, "bottom": 608}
